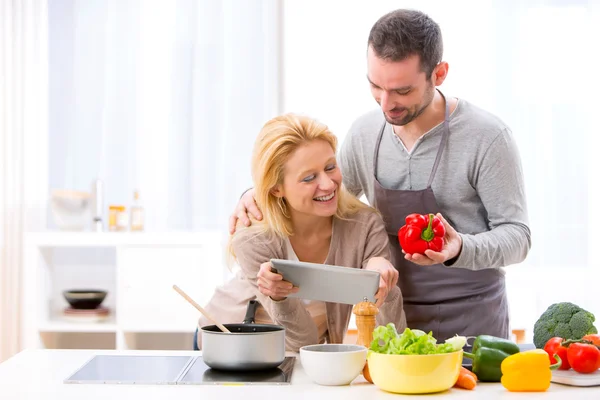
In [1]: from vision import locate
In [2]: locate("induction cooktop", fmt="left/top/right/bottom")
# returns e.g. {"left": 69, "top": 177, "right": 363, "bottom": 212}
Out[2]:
{"left": 64, "top": 355, "right": 295, "bottom": 386}
{"left": 180, "top": 356, "right": 295, "bottom": 385}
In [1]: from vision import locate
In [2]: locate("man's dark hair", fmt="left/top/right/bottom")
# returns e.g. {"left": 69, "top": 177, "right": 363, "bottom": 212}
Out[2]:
{"left": 368, "top": 9, "right": 443, "bottom": 77}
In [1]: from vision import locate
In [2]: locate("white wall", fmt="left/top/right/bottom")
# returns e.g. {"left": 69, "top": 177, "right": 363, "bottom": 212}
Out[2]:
{"left": 47, "top": 0, "right": 281, "bottom": 232}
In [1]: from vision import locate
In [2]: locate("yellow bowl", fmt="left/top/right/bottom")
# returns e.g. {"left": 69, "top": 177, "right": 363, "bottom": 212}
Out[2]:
{"left": 367, "top": 350, "right": 463, "bottom": 394}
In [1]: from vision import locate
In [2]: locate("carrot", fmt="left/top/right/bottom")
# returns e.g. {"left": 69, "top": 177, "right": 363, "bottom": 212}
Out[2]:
{"left": 363, "top": 361, "right": 373, "bottom": 383}
{"left": 453, "top": 366, "right": 477, "bottom": 390}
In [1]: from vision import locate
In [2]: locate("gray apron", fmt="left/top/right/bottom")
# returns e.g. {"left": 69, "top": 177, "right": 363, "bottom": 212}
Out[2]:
{"left": 372, "top": 90, "right": 509, "bottom": 342}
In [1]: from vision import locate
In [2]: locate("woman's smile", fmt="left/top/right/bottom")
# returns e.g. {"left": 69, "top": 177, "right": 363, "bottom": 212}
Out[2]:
{"left": 313, "top": 190, "right": 336, "bottom": 203}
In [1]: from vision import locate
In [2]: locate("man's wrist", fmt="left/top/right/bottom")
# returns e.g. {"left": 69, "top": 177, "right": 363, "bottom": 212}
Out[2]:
{"left": 444, "top": 236, "right": 463, "bottom": 266}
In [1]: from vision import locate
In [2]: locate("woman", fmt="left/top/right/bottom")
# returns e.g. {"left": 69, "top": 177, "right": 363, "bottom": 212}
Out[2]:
{"left": 196, "top": 114, "right": 406, "bottom": 352}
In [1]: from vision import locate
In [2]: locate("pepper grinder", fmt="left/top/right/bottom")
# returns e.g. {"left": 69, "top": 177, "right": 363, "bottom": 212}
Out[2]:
{"left": 352, "top": 297, "right": 379, "bottom": 383}
{"left": 92, "top": 178, "right": 104, "bottom": 232}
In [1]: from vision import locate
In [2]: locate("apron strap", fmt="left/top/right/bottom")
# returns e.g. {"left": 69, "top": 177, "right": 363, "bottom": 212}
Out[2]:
{"left": 372, "top": 120, "right": 387, "bottom": 176}
{"left": 426, "top": 90, "right": 451, "bottom": 188}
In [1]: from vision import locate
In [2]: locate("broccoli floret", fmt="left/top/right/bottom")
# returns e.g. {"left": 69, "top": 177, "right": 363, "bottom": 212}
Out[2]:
{"left": 533, "top": 302, "right": 597, "bottom": 348}
{"left": 553, "top": 305, "right": 575, "bottom": 323}
{"left": 533, "top": 320, "right": 556, "bottom": 349}
{"left": 571, "top": 310, "right": 598, "bottom": 338}
{"left": 553, "top": 323, "right": 572, "bottom": 339}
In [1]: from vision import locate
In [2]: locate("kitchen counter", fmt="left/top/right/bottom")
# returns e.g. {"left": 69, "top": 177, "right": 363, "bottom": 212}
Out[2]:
{"left": 1, "top": 349, "right": 599, "bottom": 399}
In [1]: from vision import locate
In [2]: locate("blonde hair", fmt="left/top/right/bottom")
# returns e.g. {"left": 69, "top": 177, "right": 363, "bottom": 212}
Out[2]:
{"left": 228, "top": 114, "right": 375, "bottom": 261}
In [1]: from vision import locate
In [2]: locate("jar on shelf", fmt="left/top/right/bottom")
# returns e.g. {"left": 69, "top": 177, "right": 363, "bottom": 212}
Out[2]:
{"left": 108, "top": 205, "right": 127, "bottom": 232}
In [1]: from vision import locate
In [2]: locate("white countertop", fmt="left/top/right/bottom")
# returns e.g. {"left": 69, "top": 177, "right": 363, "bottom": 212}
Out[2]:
{"left": 1, "top": 349, "right": 599, "bottom": 399}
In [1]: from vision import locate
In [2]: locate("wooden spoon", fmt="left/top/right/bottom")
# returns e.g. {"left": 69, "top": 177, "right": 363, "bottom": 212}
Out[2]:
{"left": 172, "top": 284, "right": 231, "bottom": 333}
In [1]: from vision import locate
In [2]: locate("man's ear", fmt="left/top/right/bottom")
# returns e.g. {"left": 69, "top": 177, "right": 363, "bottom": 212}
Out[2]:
{"left": 432, "top": 61, "right": 449, "bottom": 86}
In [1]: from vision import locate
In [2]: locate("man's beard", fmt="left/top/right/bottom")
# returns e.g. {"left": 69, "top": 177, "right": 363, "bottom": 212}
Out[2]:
{"left": 384, "top": 81, "right": 435, "bottom": 126}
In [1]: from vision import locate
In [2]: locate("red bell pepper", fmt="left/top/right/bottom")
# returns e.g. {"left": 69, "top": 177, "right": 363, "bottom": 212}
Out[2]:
{"left": 398, "top": 213, "right": 445, "bottom": 254}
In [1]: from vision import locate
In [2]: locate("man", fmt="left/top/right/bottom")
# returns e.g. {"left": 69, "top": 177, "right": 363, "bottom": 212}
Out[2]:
{"left": 229, "top": 9, "right": 531, "bottom": 341}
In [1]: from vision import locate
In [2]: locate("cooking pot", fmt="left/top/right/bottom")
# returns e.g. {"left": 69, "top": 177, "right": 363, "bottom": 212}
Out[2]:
{"left": 201, "top": 300, "right": 286, "bottom": 371}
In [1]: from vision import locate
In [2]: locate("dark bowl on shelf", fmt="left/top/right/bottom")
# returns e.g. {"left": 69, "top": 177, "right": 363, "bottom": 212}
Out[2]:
{"left": 63, "top": 290, "right": 107, "bottom": 310}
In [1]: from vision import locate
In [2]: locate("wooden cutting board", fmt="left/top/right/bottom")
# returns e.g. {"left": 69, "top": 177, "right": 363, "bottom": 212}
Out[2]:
{"left": 552, "top": 369, "right": 600, "bottom": 386}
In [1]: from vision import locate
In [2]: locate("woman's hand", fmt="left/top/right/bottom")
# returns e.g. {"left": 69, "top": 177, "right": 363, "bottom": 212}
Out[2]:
{"left": 257, "top": 261, "right": 299, "bottom": 301}
{"left": 403, "top": 213, "right": 463, "bottom": 266}
{"left": 364, "top": 257, "right": 399, "bottom": 308}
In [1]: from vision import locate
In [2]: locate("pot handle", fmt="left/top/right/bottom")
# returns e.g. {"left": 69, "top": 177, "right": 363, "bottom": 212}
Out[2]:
{"left": 243, "top": 300, "right": 259, "bottom": 324}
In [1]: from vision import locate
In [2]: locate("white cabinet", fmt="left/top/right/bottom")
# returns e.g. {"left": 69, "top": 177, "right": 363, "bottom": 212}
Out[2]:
{"left": 22, "top": 231, "right": 228, "bottom": 350}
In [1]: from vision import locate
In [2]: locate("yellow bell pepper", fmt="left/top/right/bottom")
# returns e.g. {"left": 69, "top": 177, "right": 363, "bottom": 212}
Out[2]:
{"left": 500, "top": 349, "right": 561, "bottom": 392}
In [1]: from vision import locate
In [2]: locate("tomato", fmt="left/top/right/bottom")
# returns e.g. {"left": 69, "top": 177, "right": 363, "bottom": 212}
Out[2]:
{"left": 582, "top": 334, "right": 600, "bottom": 346}
{"left": 544, "top": 337, "right": 571, "bottom": 370}
{"left": 566, "top": 343, "right": 600, "bottom": 374}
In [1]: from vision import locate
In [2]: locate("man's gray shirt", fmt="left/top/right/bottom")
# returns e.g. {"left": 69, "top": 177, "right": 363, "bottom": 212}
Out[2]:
{"left": 338, "top": 98, "right": 531, "bottom": 271}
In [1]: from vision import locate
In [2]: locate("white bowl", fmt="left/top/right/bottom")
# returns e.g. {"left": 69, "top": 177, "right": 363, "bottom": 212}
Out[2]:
{"left": 299, "top": 344, "right": 367, "bottom": 386}
{"left": 50, "top": 189, "right": 91, "bottom": 231}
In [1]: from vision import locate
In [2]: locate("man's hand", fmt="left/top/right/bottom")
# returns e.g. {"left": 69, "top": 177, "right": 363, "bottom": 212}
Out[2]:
{"left": 403, "top": 213, "right": 462, "bottom": 266}
{"left": 257, "top": 262, "right": 299, "bottom": 301}
{"left": 364, "top": 257, "right": 399, "bottom": 307}
{"left": 228, "top": 188, "right": 262, "bottom": 234}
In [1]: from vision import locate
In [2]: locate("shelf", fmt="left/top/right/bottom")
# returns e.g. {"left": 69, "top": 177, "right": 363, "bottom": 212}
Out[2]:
{"left": 23, "top": 230, "right": 228, "bottom": 350}
{"left": 39, "top": 314, "right": 196, "bottom": 334}
{"left": 25, "top": 231, "right": 225, "bottom": 248}
{"left": 121, "top": 326, "right": 197, "bottom": 333}
{"left": 40, "top": 313, "right": 117, "bottom": 333}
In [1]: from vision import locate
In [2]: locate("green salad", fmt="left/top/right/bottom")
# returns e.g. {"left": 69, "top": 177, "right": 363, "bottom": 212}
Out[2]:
{"left": 370, "top": 323, "right": 466, "bottom": 355}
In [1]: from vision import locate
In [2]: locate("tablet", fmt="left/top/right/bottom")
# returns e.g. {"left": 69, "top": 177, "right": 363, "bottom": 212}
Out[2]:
{"left": 269, "top": 259, "right": 380, "bottom": 305}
